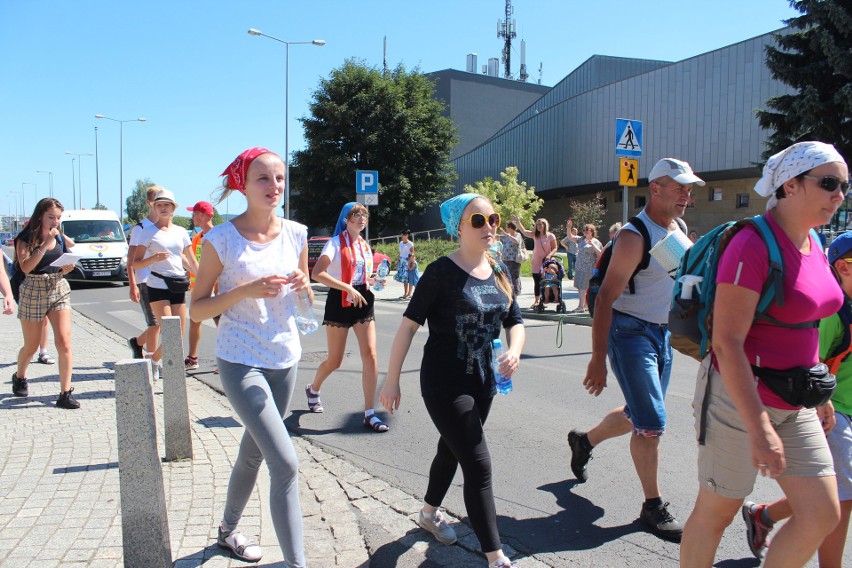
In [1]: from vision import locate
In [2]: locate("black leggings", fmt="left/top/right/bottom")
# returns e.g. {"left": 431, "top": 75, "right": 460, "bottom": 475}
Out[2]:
{"left": 423, "top": 392, "right": 499, "bottom": 552}
{"left": 532, "top": 273, "right": 542, "bottom": 299}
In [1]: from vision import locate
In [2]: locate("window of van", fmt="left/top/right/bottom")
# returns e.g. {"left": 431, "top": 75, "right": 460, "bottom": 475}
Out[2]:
{"left": 62, "top": 220, "right": 125, "bottom": 243}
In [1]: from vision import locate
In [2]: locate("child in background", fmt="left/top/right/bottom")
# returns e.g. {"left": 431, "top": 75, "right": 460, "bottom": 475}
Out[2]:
{"left": 406, "top": 249, "right": 420, "bottom": 297}
{"left": 542, "top": 261, "right": 560, "bottom": 303}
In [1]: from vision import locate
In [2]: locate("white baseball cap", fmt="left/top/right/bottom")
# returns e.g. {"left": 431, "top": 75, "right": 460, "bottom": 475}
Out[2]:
{"left": 648, "top": 158, "right": 706, "bottom": 186}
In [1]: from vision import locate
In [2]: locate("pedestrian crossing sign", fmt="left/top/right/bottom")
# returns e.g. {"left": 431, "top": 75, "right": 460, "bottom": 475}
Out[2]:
{"left": 615, "top": 118, "right": 643, "bottom": 157}
{"left": 619, "top": 158, "right": 638, "bottom": 187}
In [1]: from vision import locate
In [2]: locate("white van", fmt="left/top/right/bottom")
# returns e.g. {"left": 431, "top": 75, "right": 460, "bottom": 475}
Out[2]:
{"left": 60, "top": 210, "right": 129, "bottom": 284}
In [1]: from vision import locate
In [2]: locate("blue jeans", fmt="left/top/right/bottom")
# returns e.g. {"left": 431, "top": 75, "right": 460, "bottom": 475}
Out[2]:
{"left": 218, "top": 359, "right": 305, "bottom": 567}
{"left": 607, "top": 310, "right": 672, "bottom": 436}
{"left": 566, "top": 253, "right": 576, "bottom": 279}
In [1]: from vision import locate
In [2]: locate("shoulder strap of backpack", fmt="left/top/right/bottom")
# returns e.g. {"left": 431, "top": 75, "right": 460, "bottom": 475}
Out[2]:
{"left": 626, "top": 216, "right": 651, "bottom": 294}
{"left": 825, "top": 300, "right": 852, "bottom": 374}
{"left": 746, "top": 215, "right": 819, "bottom": 329}
{"left": 747, "top": 215, "right": 784, "bottom": 313}
{"left": 675, "top": 217, "right": 687, "bottom": 234}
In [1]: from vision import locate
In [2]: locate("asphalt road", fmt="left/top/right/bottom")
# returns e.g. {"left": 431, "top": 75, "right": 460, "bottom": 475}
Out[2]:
{"left": 61, "top": 276, "right": 839, "bottom": 567}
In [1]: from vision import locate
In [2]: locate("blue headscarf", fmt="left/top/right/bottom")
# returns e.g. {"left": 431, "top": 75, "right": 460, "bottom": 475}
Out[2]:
{"left": 440, "top": 193, "right": 481, "bottom": 238}
{"left": 333, "top": 202, "right": 357, "bottom": 237}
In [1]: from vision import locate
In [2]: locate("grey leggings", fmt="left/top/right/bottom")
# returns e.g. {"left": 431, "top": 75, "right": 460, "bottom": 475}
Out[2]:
{"left": 218, "top": 358, "right": 305, "bottom": 568}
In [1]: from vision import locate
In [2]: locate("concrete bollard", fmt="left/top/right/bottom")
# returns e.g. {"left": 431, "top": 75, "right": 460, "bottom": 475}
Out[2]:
{"left": 161, "top": 316, "right": 193, "bottom": 462}
{"left": 114, "top": 359, "right": 172, "bottom": 568}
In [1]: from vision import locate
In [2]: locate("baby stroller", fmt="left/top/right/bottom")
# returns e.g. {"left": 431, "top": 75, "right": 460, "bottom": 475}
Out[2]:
{"left": 535, "top": 258, "right": 566, "bottom": 313}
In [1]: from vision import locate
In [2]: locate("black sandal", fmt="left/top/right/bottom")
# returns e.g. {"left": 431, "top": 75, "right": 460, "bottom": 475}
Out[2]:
{"left": 364, "top": 414, "right": 389, "bottom": 432}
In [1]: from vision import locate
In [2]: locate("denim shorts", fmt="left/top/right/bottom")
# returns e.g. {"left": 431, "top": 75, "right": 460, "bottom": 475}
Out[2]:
{"left": 607, "top": 310, "right": 672, "bottom": 436}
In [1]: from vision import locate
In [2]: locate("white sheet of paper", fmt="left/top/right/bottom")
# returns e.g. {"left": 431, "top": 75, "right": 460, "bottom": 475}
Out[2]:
{"left": 49, "top": 253, "right": 84, "bottom": 267}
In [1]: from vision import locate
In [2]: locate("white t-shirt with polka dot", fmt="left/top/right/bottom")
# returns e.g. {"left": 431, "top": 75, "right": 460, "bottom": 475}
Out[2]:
{"left": 204, "top": 218, "right": 307, "bottom": 369}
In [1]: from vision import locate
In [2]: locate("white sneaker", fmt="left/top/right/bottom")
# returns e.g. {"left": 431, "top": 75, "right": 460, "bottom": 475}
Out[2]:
{"left": 490, "top": 557, "right": 518, "bottom": 568}
{"left": 418, "top": 508, "right": 457, "bottom": 545}
{"left": 218, "top": 525, "right": 263, "bottom": 562}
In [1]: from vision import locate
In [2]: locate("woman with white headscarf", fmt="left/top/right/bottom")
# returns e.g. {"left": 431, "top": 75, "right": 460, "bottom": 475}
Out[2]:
{"left": 680, "top": 142, "right": 849, "bottom": 567}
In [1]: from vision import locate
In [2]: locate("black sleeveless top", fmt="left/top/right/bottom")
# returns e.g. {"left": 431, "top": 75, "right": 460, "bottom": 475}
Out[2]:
{"left": 18, "top": 227, "right": 66, "bottom": 275}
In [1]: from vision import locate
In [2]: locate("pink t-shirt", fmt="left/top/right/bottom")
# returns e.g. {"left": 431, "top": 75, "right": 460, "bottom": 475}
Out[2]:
{"left": 531, "top": 233, "right": 556, "bottom": 272}
{"left": 716, "top": 212, "right": 843, "bottom": 408}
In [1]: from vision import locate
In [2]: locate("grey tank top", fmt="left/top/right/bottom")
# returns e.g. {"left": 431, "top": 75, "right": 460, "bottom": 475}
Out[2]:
{"left": 611, "top": 209, "right": 685, "bottom": 324}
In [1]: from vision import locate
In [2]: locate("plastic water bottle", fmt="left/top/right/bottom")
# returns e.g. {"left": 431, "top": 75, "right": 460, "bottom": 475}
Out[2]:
{"left": 489, "top": 239, "right": 503, "bottom": 258}
{"left": 374, "top": 259, "right": 390, "bottom": 291}
{"left": 492, "top": 338, "right": 513, "bottom": 395}
{"left": 290, "top": 272, "right": 319, "bottom": 335}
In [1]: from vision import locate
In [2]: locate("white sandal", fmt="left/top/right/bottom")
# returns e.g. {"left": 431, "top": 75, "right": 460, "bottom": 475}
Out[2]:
{"left": 218, "top": 525, "right": 263, "bottom": 562}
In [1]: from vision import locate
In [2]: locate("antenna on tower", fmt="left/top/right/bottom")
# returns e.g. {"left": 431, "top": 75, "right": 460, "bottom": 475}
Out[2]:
{"left": 383, "top": 36, "right": 388, "bottom": 75}
{"left": 519, "top": 39, "right": 529, "bottom": 82}
{"left": 537, "top": 62, "right": 543, "bottom": 85}
{"left": 497, "top": 0, "right": 516, "bottom": 80}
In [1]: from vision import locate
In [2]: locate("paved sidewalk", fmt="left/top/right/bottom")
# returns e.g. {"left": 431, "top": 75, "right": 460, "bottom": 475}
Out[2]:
{"left": 0, "top": 300, "right": 552, "bottom": 567}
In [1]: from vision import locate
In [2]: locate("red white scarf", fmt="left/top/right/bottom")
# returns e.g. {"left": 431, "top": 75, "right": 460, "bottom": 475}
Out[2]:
{"left": 339, "top": 231, "right": 373, "bottom": 307}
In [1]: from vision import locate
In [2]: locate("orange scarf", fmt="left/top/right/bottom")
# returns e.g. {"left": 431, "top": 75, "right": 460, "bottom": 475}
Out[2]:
{"left": 339, "top": 232, "right": 372, "bottom": 307}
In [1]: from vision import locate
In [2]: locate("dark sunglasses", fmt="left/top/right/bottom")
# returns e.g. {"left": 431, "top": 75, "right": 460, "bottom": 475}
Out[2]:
{"left": 461, "top": 212, "right": 501, "bottom": 229}
{"left": 802, "top": 175, "right": 850, "bottom": 194}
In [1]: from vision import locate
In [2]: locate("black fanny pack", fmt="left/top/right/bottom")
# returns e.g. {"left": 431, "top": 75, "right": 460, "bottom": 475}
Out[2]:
{"left": 152, "top": 271, "right": 190, "bottom": 294}
{"left": 751, "top": 363, "right": 836, "bottom": 409}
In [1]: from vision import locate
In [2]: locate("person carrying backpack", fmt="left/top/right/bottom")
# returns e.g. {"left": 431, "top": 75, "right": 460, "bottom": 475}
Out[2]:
{"left": 567, "top": 157, "right": 702, "bottom": 542}
{"left": 737, "top": 231, "right": 852, "bottom": 565}
{"left": 680, "top": 141, "right": 848, "bottom": 568}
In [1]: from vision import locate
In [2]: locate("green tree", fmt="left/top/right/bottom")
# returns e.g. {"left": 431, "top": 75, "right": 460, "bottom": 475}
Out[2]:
{"left": 125, "top": 178, "right": 155, "bottom": 223}
{"left": 463, "top": 166, "right": 543, "bottom": 227}
{"left": 291, "top": 60, "right": 458, "bottom": 232}
{"left": 757, "top": 1, "right": 852, "bottom": 162}
{"left": 567, "top": 192, "right": 606, "bottom": 232}
{"left": 172, "top": 216, "right": 192, "bottom": 230}
{"left": 93, "top": 202, "right": 108, "bottom": 211}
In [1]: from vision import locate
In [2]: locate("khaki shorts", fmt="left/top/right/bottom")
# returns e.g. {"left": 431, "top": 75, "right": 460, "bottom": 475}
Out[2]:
{"left": 693, "top": 356, "right": 834, "bottom": 499}
{"left": 17, "top": 273, "right": 71, "bottom": 321}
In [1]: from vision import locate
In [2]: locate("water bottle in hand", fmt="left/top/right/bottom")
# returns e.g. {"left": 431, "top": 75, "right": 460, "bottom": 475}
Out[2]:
{"left": 492, "top": 338, "right": 513, "bottom": 395}
{"left": 290, "top": 271, "right": 319, "bottom": 335}
{"left": 374, "top": 259, "right": 390, "bottom": 292}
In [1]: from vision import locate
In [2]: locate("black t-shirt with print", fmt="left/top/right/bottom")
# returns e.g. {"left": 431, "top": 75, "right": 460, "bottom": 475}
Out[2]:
{"left": 404, "top": 256, "right": 523, "bottom": 397}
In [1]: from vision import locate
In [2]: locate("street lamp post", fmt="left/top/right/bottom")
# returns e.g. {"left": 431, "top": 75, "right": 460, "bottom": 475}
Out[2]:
{"left": 95, "top": 115, "right": 146, "bottom": 221}
{"left": 8, "top": 193, "right": 20, "bottom": 230}
{"left": 22, "top": 183, "right": 37, "bottom": 215}
{"left": 66, "top": 152, "right": 93, "bottom": 209}
{"left": 36, "top": 170, "right": 54, "bottom": 198}
{"left": 247, "top": 28, "right": 325, "bottom": 220}
{"left": 95, "top": 126, "right": 101, "bottom": 207}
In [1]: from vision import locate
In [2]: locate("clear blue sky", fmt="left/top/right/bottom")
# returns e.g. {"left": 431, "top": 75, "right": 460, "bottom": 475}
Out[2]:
{"left": 0, "top": 0, "right": 798, "bottom": 221}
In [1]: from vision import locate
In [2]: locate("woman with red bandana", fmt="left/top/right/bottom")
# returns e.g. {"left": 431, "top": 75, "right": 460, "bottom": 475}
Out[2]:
{"left": 191, "top": 147, "right": 309, "bottom": 566}
{"left": 306, "top": 202, "right": 389, "bottom": 432}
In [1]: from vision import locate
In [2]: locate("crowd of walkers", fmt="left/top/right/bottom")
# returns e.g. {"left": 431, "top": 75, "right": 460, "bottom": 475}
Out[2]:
{"left": 4, "top": 141, "right": 851, "bottom": 567}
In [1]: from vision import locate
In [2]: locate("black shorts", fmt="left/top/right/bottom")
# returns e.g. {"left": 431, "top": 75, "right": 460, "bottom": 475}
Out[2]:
{"left": 147, "top": 285, "right": 187, "bottom": 306}
{"left": 137, "top": 283, "right": 158, "bottom": 326}
{"left": 323, "top": 284, "right": 375, "bottom": 328}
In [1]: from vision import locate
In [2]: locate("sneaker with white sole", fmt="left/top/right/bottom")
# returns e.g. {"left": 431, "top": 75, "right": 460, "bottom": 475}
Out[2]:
{"left": 490, "top": 557, "right": 519, "bottom": 568}
{"left": 218, "top": 525, "right": 263, "bottom": 562}
{"left": 418, "top": 508, "right": 457, "bottom": 545}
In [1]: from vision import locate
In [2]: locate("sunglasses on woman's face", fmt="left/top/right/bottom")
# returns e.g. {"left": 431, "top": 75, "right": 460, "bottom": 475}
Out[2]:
{"left": 349, "top": 211, "right": 369, "bottom": 220}
{"left": 462, "top": 212, "right": 501, "bottom": 229}
{"left": 802, "top": 175, "right": 850, "bottom": 194}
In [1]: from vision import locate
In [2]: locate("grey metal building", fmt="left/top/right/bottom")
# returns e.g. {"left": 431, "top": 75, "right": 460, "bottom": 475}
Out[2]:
{"left": 445, "top": 29, "right": 796, "bottom": 235}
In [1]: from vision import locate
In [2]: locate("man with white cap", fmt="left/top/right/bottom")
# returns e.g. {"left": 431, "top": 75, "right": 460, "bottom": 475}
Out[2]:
{"left": 568, "top": 157, "right": 704, "bottom": 542}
